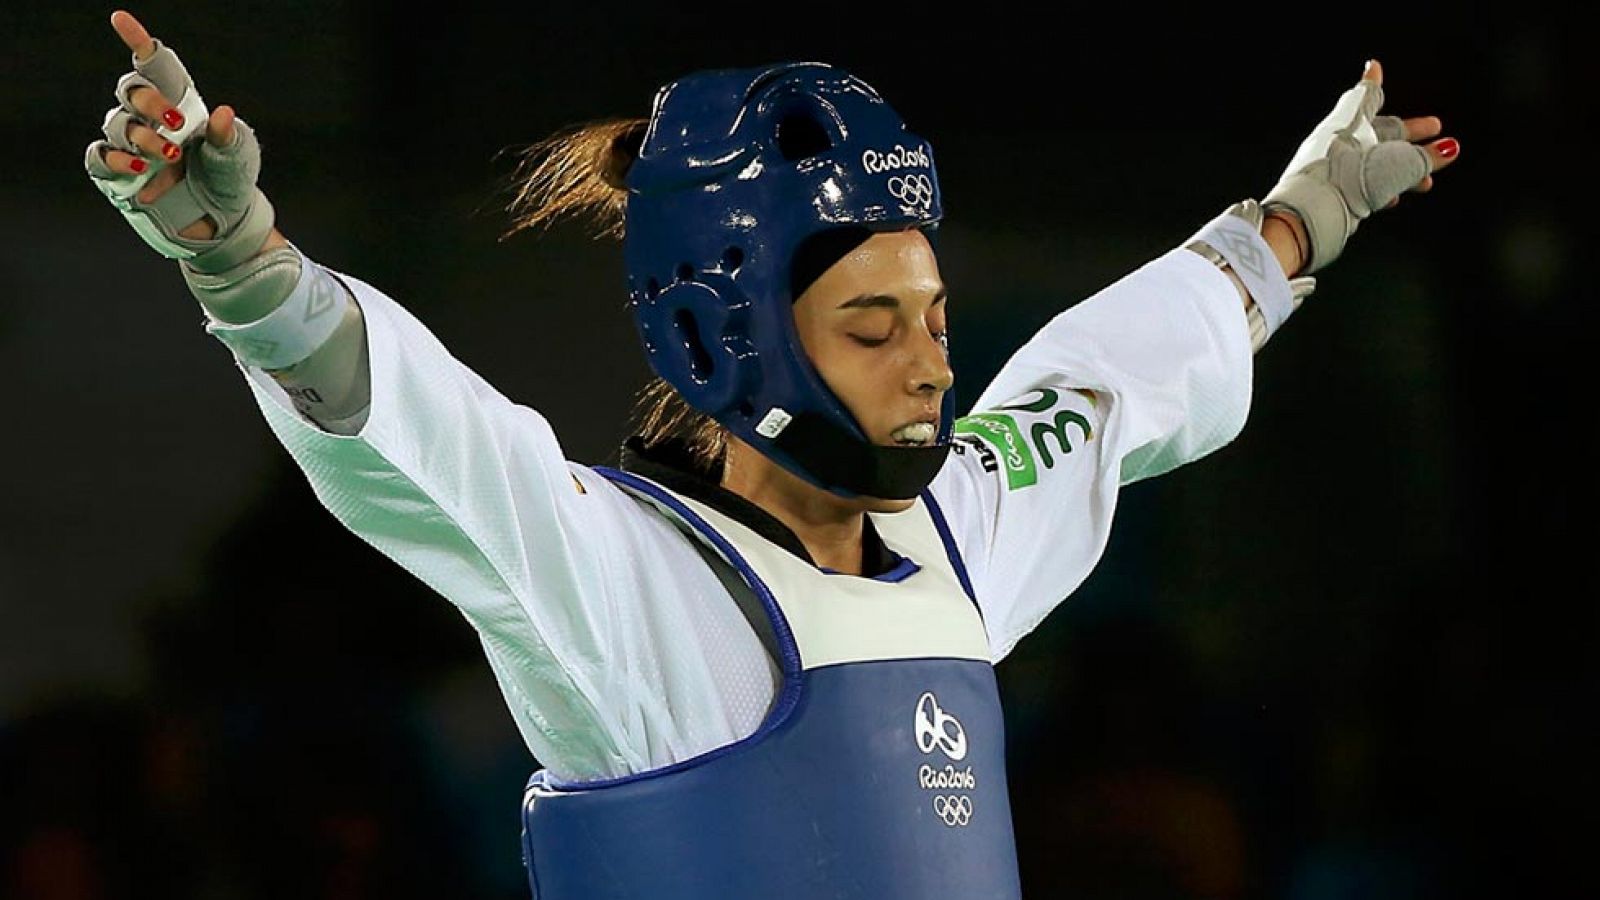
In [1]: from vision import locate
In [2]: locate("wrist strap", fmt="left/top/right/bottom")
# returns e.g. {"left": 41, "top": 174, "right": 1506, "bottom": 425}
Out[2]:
{"left": 200, "top": 244, "right": 350, "bottom": 370}
{"left": 1183, "top": 199, "right": 1316, "bottom": 344}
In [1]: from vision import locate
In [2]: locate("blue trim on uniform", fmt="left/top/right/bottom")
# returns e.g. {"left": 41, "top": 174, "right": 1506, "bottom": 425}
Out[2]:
{"left": 920, "top": 488, "right": 980, "bottom": 614}
{"left": 536, "top": 466, "right": 806, "bottom": 792}
{"left": 819, "top": 554, "right": 921, "bottom": 582}
{"left": 801, "top": 654, "right": 988, "bottom": 675}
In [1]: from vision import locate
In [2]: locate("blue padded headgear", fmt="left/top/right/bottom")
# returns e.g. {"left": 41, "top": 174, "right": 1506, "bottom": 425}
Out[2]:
{"left": 624, "top": 62, "right": 954, "bottom": 500}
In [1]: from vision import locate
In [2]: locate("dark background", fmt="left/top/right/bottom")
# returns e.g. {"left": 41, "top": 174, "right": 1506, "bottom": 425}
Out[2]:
{"left": 3, "top": 2, "right": 1591, "bottom": 898}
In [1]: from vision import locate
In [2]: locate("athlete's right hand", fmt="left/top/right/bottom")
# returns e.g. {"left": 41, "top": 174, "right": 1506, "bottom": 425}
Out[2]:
{"left": 85, "top": 10, "right": 276, "bottom": 274}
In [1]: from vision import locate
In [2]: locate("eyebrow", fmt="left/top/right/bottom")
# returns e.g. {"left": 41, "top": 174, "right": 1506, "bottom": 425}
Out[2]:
{"left": 837, "top": 288, "right": 949, "bottom": 310}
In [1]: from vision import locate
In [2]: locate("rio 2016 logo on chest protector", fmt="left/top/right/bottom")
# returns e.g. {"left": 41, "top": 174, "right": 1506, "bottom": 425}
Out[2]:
{"left": 914, "top": 691, "right": 967, "bottom": 760}
{"left": 914, "top": 692, "right": 977, "bottom": 827}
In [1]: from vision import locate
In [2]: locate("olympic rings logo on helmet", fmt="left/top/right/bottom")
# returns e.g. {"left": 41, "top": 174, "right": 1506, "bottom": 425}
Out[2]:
{"left": 888, "top": 174, "right": 935, "bottom": 211}
{"left": 932, "top": 795, "right": 974, "bottom": 828}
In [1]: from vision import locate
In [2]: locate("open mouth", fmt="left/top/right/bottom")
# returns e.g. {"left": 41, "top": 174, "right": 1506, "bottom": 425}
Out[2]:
{"left": 891, "top": 421, "right": 938, "bottom": 446}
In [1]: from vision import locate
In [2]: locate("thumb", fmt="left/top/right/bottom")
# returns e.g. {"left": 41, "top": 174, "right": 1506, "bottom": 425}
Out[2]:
{"left": 206, "top": 105, "right": 237, "bottom": 148}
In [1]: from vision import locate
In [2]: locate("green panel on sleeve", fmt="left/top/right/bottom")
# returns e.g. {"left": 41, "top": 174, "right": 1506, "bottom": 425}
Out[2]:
{"left": 954, "top": 413, "right": 1038, "bottom": 491}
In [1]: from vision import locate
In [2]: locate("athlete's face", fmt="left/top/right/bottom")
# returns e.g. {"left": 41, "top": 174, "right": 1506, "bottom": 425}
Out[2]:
{"left": 791, "top": 228, "right": 954, "bottom": 512}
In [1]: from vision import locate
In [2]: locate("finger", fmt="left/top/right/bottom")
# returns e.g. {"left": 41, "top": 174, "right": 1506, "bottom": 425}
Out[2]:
{"left": 85, "top": 140, "right": 150, "bottom": 177}
{"left": 1404, "top": 116, "right": 1443, "bottom": 142}
{"left": 1355, "top": 60, "right": 1386, "bottom": 122}
{"left": 106, "top": 147, "right": 153, "bottom": 176}
{"left": 131, "top": 40, "right": 199, "bottom": 112}
{"left": 206, "top": 105, "right": 237, "bottom": 148}
{"left": 110, "top": 10, "right": 156, "bottom": 61}
{"left": 116, "top": 72, "right": 186, "bottom": 132}
{"left": 1414, "top": 174, "right": 1435, "bottom": 193}
{"left": 1424, "top": 136, "right": 1461, "bottom": 173}
{"left": 1372, "top": 114, "right": 1440, "bottom": 144}
{"left": 127, "top": 120, "right": 184, "bottom": 164}
{"left": 1363, "top": 58, "right": 1383, "bottom": 87}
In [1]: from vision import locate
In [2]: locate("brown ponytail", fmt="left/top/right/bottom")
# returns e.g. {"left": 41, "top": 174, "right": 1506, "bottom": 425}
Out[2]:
{"left": 627, "top": 377, "right": 730, "bottom": 480}
{"left": 496, "top": 116, "right": 730, "bottom": 479}
{"left": 497, "top": 117, "right": 649, "bottom": 242}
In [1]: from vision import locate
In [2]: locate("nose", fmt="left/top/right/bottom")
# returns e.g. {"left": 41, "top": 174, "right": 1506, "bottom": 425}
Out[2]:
{"left": 906, "top": 326, "right": 954, "bottom": 396}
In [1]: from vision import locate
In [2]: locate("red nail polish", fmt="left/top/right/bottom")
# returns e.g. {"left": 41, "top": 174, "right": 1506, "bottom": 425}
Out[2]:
{"left": 1436, "top": 138, "right": 1459, "bottom": 159}
{"left": 163, "top": 109, "right": 184, "bottom": 130}
{"left": 130, "top": 158, "right": 148, "bottom": 173}
{"left": 162, "top": 143, "right": 181, "bottom": 161}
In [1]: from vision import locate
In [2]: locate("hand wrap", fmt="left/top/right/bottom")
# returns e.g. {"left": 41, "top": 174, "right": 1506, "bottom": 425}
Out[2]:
{"left": 1262, "top": 72, "right": 1431, "bottom": 275}
{"left": 84, "top": 38, "right": 275, "bottom": 274}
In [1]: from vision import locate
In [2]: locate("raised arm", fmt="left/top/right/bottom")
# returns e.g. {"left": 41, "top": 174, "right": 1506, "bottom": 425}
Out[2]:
{"left": 930, "top": 60, "right": 1460, "bottom": 661}
{"left": 80, "top": 11, "right": 713, "bottom": 780}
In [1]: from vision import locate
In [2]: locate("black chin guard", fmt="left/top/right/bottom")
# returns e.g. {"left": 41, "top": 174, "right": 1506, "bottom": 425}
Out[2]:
{"left": 772, "top": 411, "right": 952, "bottom": 501}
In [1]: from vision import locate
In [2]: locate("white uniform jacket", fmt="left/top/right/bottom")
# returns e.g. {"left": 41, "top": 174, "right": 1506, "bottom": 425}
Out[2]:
{"left": 224, "top": 242, "right": 1261, "bottom": 782}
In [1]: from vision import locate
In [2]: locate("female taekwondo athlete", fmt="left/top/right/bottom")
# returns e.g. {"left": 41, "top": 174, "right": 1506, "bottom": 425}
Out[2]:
{"left": 84, "top": 9, "right": 1459, "bottom": 899}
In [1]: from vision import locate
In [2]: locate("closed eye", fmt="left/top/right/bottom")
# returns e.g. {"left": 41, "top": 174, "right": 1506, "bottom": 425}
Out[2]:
{"left": 851, "top": 331, "right": 949, "bottom": 349}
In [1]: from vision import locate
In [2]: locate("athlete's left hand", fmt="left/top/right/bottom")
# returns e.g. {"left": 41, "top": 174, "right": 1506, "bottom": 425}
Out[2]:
{"left": 1262, "top": 59, "right": 1460, "bottom": 275}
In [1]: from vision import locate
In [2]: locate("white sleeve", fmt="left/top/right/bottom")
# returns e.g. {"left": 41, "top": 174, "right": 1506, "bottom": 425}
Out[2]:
{"left": 926, "top": 244, "right": 1257, "bottom": 662}
{"left": 225, "top": 267, "right": 765, "bottom": 780}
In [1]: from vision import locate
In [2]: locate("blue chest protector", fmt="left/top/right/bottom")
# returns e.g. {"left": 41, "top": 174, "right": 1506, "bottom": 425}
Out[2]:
{"left": 520, "top": 467, "right": 1023, "bottom": 899}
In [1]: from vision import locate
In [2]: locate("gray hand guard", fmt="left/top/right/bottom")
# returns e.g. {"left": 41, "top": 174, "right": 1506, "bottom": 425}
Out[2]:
{"left": 1262, "top": 71, "right": 1431, "bottom": 275}
{"left": 84, "top": 38, "right": 274, "bottom": 274}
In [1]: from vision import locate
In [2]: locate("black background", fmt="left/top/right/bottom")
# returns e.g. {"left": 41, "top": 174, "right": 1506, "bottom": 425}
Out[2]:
{"left": 2, "top": 3, "right": 1591, "bottom": 898}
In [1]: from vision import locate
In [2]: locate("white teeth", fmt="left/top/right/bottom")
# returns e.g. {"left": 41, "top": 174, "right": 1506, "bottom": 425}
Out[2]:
{"left": 892, "top": 422, "right": 936, "bottom": 444}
